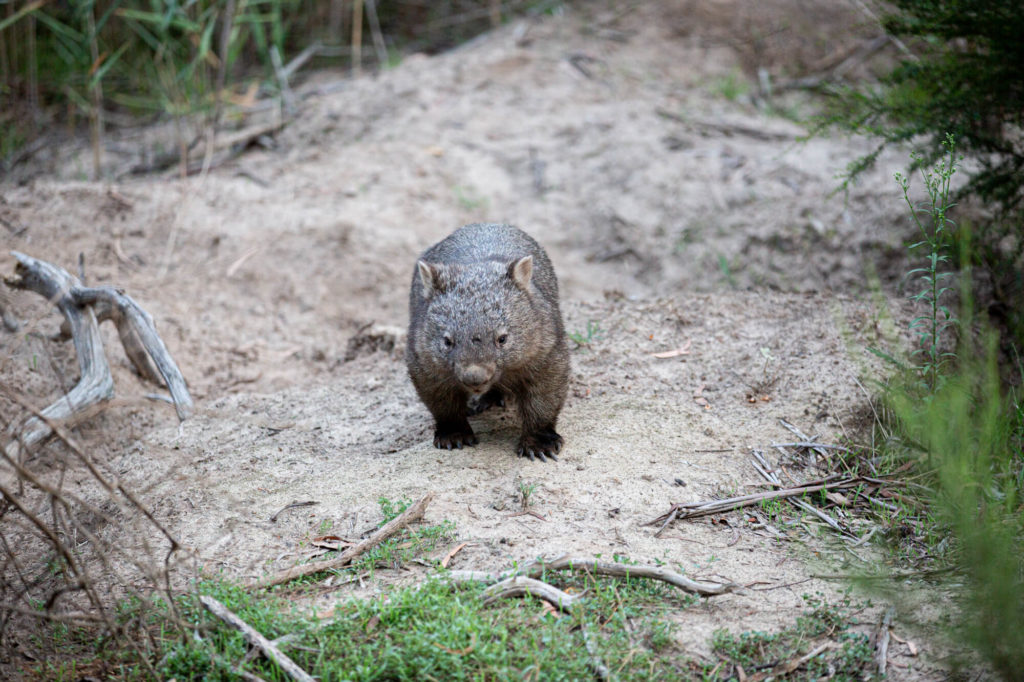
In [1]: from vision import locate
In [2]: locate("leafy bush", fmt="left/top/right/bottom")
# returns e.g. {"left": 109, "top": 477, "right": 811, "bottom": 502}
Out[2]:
{"left": 825, "top": 0, "right": 1024, "bottom": 218}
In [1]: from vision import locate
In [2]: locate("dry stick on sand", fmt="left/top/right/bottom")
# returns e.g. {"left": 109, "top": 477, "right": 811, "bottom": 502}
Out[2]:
{"left": 747, "top": 641, "right": 834, "bottom": 682}
{"left": 874, "top": 606, "right": 895, "bottom": 676}
{"left": 254, "top": 493, "right": 433, "bottom": 589}
{"left": 200, "top": 595, "right": 314, "bottom": 682}
{"left": 3, "top": 252, "right": 192, "bottom": 459}
{"left": 449, "top": 554, "right": 736, "bottom": 597}
{"left": 646, "top": 477, "right": 871, "bottom": 529}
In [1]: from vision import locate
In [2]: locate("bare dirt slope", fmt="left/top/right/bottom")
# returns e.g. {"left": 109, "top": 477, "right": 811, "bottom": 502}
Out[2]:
{"left": 2, "top": 1, "right": 950, "bottom": 676}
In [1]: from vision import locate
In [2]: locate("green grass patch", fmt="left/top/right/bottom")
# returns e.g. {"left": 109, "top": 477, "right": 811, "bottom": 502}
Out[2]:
{"left": 707, "top": 592, "right": 875, "bottom": 680}
{"left": 140, "top": 555, "right": 705, "bottom": 681}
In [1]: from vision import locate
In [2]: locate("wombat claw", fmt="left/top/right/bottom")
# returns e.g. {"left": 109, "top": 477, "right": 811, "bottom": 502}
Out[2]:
{"left": 434, "top": 430, "right": 479, "bottom": 449}
{"left": 517, "top": 432, "right": 563, "bottom": 462}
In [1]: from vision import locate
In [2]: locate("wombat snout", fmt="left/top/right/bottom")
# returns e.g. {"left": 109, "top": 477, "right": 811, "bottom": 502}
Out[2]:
{"left": 457, "top": 363, "right": 495, "bottom": 392}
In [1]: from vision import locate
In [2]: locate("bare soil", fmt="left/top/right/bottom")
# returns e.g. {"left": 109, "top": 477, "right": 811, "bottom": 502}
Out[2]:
{"left": 1, "top": 1, "right": 957, "bottom": 677}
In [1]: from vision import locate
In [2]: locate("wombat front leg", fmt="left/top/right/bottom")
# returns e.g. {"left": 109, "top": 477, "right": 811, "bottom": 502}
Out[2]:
{"left": 516, "top": 388, "right": 564, "bottom": 462}
{"left": 426, "top": 394, "right": 479, "bottom": 450}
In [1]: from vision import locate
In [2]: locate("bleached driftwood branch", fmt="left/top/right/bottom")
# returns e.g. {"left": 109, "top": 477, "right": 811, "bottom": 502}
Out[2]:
{"left": 449, "top": 554, "right": 737, "bottom": 597}
{"left": 3, "top": 251, "right": 192, "bottom": 458}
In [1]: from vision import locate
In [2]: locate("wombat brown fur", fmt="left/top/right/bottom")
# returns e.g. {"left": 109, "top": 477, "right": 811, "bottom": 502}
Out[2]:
{"left": 407, "top": 223, "right": 569, "bottom": 462}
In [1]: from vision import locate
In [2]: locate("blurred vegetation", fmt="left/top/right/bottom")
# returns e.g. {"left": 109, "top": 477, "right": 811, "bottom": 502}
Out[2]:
{"left": 862, "top": 140, "right": 1024, "bottom": 680}
{"left": 820, "top": 0, "right": 1024, "bottom": 344}
{"left": 825, "top": 0, "right": 1023, "bottom": 216}
{"left": 0, "top": 0, "right": 549, "bottom": 175}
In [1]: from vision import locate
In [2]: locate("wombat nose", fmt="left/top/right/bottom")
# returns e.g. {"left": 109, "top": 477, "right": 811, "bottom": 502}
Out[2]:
{"left": 459, "top": 364, "right": 494, "bottom": 391}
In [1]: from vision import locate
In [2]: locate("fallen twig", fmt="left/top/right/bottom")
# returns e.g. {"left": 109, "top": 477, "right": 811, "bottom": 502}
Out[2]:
{"left": 772, "top": 35, "right": 890, "bottom": 93}
{"left": 269, "top": 500, "right": 319, "bottom": 523}
{"left": 481, "top": 576, "right": 579, "bottom": 612}
{"left": 874, "top": 606, "right": 895, "bottom": 676}
{"left": 656, "top": 107, "right": 798, "bottom": 142}
{"left": 778, "top": 419, "right": 832, "bottom": 463}
{"left": 646, "top": 477, "right": 869, "bottom": 530}
{"left": 449, "top": 554, "right": 735, "bottom": 597}
{"left": 748, "top": 641, "right": 833, "bottom": 682}
{"left": 200, "top": 595, "right": 314, "bottom": 682}
{"left": 253, "top": 493, "right": 433, "bottom": 588}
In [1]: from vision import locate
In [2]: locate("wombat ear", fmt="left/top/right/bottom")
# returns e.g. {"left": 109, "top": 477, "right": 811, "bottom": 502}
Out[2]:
{"left": 508, "top": 255, "right": 533, "bottom": 291}
{"left": 417, "top": 260, "right": 443, "bottom": 299}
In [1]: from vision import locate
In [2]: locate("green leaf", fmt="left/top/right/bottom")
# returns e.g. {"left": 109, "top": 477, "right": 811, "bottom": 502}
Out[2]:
{"left": 88, "top": 42, "right": 129, "bottom": 89}
{"left": 0, "top": 0, "right": 45, "bottom": 33}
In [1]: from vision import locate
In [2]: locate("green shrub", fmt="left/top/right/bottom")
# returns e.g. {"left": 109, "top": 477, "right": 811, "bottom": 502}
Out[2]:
{"left": 824, "top": 0, "right": 1024, "bottom": 218}
{"left": 886, "top": 341, "right": 1024, "bottom": 678}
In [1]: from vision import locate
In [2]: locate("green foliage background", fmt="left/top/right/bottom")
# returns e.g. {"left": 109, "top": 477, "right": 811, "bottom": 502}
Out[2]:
{"left": 825, "top": 0, "right": 1024, "bottom": 217}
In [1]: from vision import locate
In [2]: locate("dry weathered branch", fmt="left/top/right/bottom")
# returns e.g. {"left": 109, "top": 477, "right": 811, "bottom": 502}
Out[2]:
{"left": 480, "top": 575, "right": 580, "bottom": 612}
{"left": 772, "top": 34, "right": 890, "bottom": 93}
{"left": 73, "top": 285, "right": 192, "bottom": 420}
{"left": 254, "top": 493, "right": 433, "bottom": 588}
{"left": 4, "top": 253, "right": 114, "bottom": 457}
{"left": 874, "top": 606, "right": 895, "bottom": 676}
{"left": 646, "top": 477, "right": 870, "bottom": 529}
{"left": 540, "top": 556, "right": 736, "bottom": 596}
{"left": 3, "top": 252, "right": 192, "bottom": 459}
{"left": 200, "top": 595, "right": 314, "bottom": 682}
{"left": 449, "top": 554, "right": 736, "bottom": 597}
{"left": 747, "top": 641, "right": 833, "bottom": 682}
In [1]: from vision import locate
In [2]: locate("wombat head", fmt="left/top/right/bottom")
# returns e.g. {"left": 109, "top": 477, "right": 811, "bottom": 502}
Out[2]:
{"left": 414, "top": 255, "right": 543, "bottom": 395}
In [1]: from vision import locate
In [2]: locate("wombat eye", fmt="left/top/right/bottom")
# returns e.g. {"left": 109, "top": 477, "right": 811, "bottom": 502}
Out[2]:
{"left": 497, "top": 334, "right": 508, "bottom": 346}
{"left": 443, "top": 335, "right": 453, "bottom": 348}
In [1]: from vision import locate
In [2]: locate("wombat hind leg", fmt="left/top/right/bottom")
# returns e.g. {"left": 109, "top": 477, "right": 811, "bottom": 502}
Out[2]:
{"left": 434, "top": 417, "right": 479, "bottom": 450}
{"left": 517, "top": 427, "right": 563, "bottom": 462}
{"left": 467, "top": 388, "right": 506, "bottom": 416}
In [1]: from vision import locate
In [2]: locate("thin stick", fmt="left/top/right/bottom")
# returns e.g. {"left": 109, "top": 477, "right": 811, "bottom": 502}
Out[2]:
{"left": 748, "top": 641, "right": 833, "bottom": 682}
{"left": 653, "top": 506, "right": 679, "bottom": 538}
{"left": 254, "top": 493, "right": 433, "bottom": 588}
{"left": 778, "top": 419, "right": 831, "bottom": 462}
{"left": 200, "top": 595, "right": 314, "bottom": 682}
{"left": 646, "top": 477, "right": 868, "bottom": 527}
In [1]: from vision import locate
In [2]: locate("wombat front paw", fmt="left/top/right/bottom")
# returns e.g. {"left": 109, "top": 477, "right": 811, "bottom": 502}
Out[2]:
{"left": 517, "top": 430, "right": 563, "bottom": 462}
{"left": 434, "top": 428, "right": 479, "bottom": 450}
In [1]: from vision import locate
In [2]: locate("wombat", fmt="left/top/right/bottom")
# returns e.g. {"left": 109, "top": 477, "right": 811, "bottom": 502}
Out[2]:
{"left": 407, "top": 223, "right": 569, "bottom": 462}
